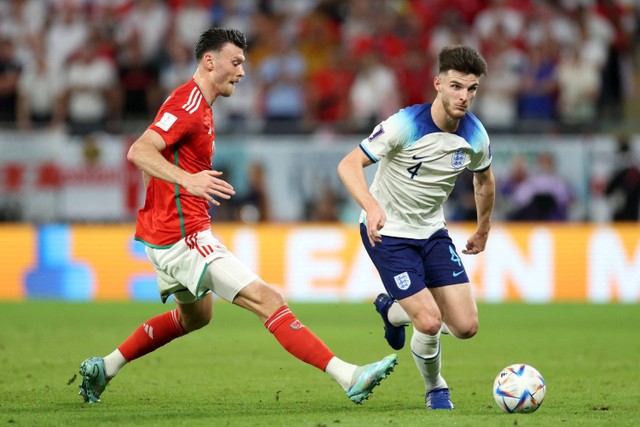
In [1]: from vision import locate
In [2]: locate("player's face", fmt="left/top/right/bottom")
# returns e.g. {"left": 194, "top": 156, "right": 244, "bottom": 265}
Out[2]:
{"left": 435, "top": 70, "right": 480, "bottom": 120}
{"left": 213, "top": 44, "right": 246, "bottom": 97}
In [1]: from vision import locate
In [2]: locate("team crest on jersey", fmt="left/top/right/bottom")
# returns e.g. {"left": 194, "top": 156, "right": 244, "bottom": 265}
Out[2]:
{"left": 368, "top": 124, "right": 385, "bottom": 141}
{"left": 451, "top": 149, "right": 466, "bottom": 169}
{"left": 394, "top": 272, "right": 411, "bottom": 290}
{"left": 156, "top": 112, "right": 177, "bottom": 132}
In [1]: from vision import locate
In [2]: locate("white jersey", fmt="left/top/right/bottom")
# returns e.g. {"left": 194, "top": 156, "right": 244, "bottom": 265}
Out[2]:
{"left": 359, "top": 103, "right": 492, "bottom": 239}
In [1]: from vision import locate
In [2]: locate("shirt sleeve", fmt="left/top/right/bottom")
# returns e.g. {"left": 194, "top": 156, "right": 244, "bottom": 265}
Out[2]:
{"left": 359, "top": 110, "right": 413, "bottom": 163}
{"left": 467, "top": 118, "right": 492, "bottom": 172}
{"left": 148, "top": 95, "right": 195, "bottom": 147}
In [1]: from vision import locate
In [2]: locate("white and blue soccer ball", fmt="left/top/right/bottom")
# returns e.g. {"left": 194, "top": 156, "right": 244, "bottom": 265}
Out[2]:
{"left": 493, "top": 363, "right": 546, "bottom": 413}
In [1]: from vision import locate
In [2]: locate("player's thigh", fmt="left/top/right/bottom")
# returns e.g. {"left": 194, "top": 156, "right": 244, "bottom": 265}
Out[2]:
{"left": 202, "top": 253, "right": 258, "bottom": 302}
{"left": 430, "top": 282, "right": 478, "bottom": 338}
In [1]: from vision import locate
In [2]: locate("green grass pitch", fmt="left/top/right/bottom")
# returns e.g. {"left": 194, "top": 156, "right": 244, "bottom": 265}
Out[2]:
{"left": 0, "top": 301, "right": 638, "bottom": 426}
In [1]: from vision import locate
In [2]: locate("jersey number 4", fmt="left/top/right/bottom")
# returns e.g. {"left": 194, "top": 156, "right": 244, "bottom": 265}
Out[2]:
{"left": 407, "top": 162, "right": 422, "bottom": 179}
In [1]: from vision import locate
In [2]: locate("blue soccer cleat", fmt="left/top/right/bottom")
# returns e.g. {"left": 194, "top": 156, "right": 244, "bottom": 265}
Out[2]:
{"left": 79, "top": 357, "right": 108, "bottom": 403}
{"left": 374, "top": 293, "right": 406, "bottom": 350}
{"left": 426, "top": 388, "right": 454, "bottom": 410}
{"left": 346, "top": 354, "right": 398, "bottom": 404}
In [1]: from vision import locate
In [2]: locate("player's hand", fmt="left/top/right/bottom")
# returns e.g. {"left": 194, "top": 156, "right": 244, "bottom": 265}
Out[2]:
{"left": 462, "top": 231, "right": 489, "bottom": 255}
{"left": 365, "top": 206, "right": 386, "bottom": 247}
{"left": 183, "top": 170, "right": 235, "bottom": 205}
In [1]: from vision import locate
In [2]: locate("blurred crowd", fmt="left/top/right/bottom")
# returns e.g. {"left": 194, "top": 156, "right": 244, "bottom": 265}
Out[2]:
{"left": 0, "top": 0, "right": 639, "bottom": 137}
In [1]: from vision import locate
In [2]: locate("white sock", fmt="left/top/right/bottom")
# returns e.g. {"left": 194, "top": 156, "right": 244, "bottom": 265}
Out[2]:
{"left": 440, "top": 322, "right": 451, "bottom": 335}
{"left": 388, "top": 301, "right": 411, "bottom": 326}
{"left": 410, "top": 327, "right": 448, "bottom": 392}
{"left": 103, "top": 349, "right": 127, "bottom": 379}
{"left": 324, "top": 356, "right": 357, "bottom": 391}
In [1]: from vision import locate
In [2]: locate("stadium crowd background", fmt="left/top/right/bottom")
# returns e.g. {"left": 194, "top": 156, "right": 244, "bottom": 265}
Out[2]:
{"left": 0, "top": 0, "right": 639, "bottom": 224}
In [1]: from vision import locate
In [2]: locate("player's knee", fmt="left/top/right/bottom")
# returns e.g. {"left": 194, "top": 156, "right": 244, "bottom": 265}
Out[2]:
{"left": 453, "top": 319, "right": 478, "bottom": 339}
{"left": 412, "top": 314, "right": 443, "bottom": 336}
{"left": 182, "top": 315, "right": 211, "bottom": 332}
{"left": 182, "top": 311, "right": 212, "bottom": 332}
{"left": 262, "top": 286, "right": 286, "bottom": 314}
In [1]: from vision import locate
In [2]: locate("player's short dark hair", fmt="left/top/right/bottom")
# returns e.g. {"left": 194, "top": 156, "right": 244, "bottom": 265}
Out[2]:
{"left": 438, "top": 45, "right": 488, "bottom": 77}
{"left": 195, "top": 27, "right": 247, "bottom": 60}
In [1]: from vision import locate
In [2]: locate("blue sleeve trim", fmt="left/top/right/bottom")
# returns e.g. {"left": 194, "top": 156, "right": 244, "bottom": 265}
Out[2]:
{"left": 359, "top": 144, "right": 377, "bottom": 163}
{"left": 470, "top": 163, "right": 492, "bottom": 173}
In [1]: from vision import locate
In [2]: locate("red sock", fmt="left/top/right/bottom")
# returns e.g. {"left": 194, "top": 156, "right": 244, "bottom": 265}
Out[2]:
{"left": 118, "top": 309, "right": 186, "bottom": 362}
{"left": 264, "top": 305, "right": 335, "bottom": 371}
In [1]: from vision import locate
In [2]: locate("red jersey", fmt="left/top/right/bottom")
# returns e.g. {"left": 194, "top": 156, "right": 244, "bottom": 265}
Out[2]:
{"left": 134, "top": 79, "right": 215, "bottom": 247}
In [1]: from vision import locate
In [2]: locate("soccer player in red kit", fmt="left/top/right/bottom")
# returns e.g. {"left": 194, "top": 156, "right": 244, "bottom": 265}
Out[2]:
{"left": 78, "top": 27, "right": 397, "bottom": 405}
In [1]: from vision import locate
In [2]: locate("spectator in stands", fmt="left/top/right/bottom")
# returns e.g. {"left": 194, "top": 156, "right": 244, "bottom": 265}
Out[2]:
{"left": 170, "top": 0, "right": 212, "bottom": 49}
{"left": 0, "top": 35, "right": 20, "bottom": 124}
{"left": 16, "top": 34, "right": 64, "bottom": 131}
{"left": 430, "top": 9, "right": 477, "bottom": 58}
{"left": 516, "top": 37, "right": 559, "bottom": 129}
{"left": 305, "top": 49, "right": 354, "bottom": 131}
{"left": 474, "top": 23, "right": 523, "bottom": 132}
{"left": 59, "top": 32, "right": 118, "bottom": 136}
{"left": 118, "top": 33, "right": 162, "bottom": 121}
{"left": 296, "top": 6, "right": 340, "bottom": 77}
{"left": 394, "top": 46, "right": 435, "bottom": 108}
{"left": 45, "top": 1, "right": 89, "bottom": 72}
{"left": 523, "top": 0, "right": 574, "bottom": 48}
{"left": 593, "top": 0, "right": 634, "bottom": 122}
{"left": 115, "top": 0, "right": 170, "bottom": 69}
{"left": 159, "top": 39, "right": 196, "bottom": 98}
{"left": 556, "top": 43, "right": 600, "bottom": 128}
{"left": 509, "top": 152, "right": 573, "bottom": 221}
{"left": 605, "top": 135, "right": 640, "bottom": 221}
{"left": 473, "top": 0, "right": 525, "bottom": 46}
{"left": 307, "top": 184, "right": 343, "bottom": 223}
{"left": 497, "top": 154, "right": 529, "bottom": 221}
{"left": 210, "top": 0, "right": 256, "bottom": 41}
{"left": 349, "top": 49, "right": 400, "bottom": 132}
{"left": 257, "top": 33, "right": 307, "bottom": 134}
{"left": 117, "top": 0, "right": 170, "bottom": 119}
{"left": 340, "top": 0, "right": 373, "bottom": 54}
{"left": 0, "top": 0, "right": 47, "bottom": 65}
{"left": 214, "top": 60, "right": 260, "bottom": 134}
{"left": 237, "top": 162, "right": 270, "bottom": 223}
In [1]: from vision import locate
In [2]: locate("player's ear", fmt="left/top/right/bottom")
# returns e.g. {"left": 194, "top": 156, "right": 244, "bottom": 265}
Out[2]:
{"left": 203, "top": 52, "right": 215, "bottom": 71}
{"left": 433, "top": 75, "right": 441, "bottom": 93}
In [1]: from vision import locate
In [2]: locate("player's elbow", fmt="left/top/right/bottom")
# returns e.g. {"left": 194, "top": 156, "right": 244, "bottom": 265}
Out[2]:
{"left": 127, "top": 142, "right": 142, "bottom": 167}
{"left": 337, "top": 157, "right": 352, "bottom": 184}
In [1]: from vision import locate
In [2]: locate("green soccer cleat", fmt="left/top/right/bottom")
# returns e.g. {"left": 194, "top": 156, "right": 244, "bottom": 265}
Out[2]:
{"left": 346, "top": 354, "right": 398, "bottom": 404}
{"left": 79, "top": 357, "right": 108, "bottom": 403}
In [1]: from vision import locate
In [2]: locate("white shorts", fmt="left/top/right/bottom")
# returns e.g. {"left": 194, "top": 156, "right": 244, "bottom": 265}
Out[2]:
{"left": 144, "top": 229, "right": 257, "bottom": 304}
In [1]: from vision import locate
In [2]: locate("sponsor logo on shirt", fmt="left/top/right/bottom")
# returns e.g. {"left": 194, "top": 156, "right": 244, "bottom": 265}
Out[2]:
{"left": 156, "top": 112, "right": 178, "bottom": 132}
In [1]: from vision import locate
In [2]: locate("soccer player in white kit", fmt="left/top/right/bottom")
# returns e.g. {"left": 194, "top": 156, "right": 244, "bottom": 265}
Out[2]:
{"left": 338, "top": 45, "right": 495, "bottom": 410}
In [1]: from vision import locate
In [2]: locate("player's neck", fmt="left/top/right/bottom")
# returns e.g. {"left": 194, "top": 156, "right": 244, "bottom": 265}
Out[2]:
{"left": 430, "top": 100, "right": 460, "bottom": 133}
{"left": 192, "top": 71, "right": 217, "bottom": 106}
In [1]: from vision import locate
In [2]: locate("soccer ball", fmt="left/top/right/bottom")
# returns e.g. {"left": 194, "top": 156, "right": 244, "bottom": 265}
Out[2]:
{"left": 492, "top": 364, "right": 546, "bottom": 413}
